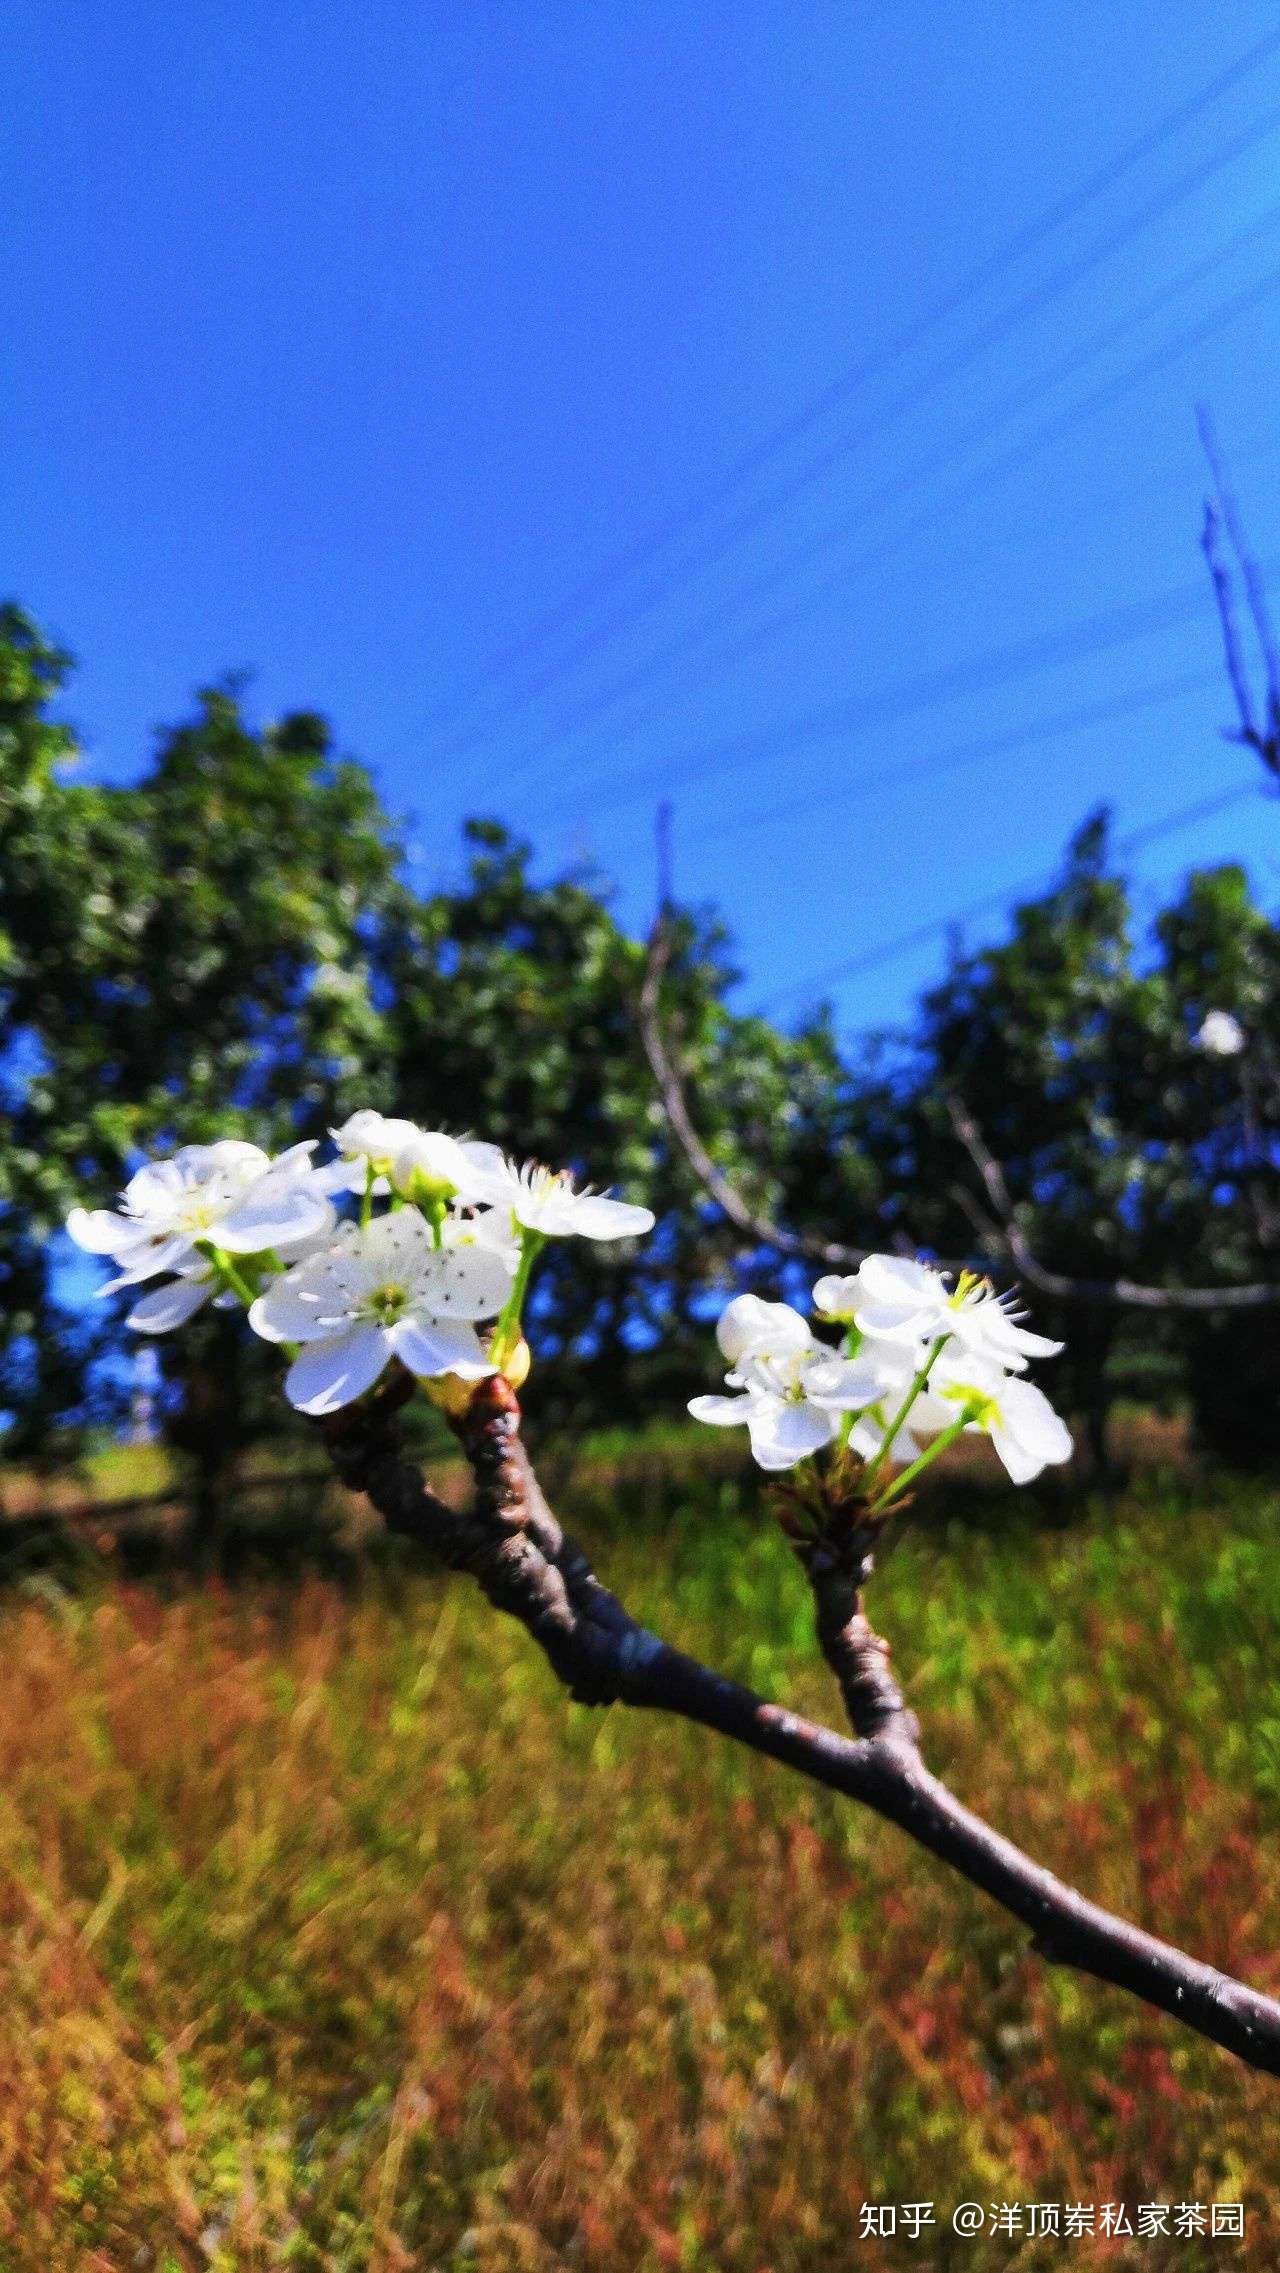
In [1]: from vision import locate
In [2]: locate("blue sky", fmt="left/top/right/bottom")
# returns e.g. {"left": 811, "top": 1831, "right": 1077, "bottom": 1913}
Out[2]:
{"left": 5, "top": 2, "right": 1280, "bottom": 1038}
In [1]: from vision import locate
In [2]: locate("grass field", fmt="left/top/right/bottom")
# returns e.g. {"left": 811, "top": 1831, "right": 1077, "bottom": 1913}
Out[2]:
{"left": 0, "top": 1432, "right": 1277, "bottom": 2269}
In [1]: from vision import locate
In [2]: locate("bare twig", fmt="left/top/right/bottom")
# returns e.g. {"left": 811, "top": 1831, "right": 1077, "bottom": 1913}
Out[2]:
{"left": 639, "top": 910, "right": 1280, "bottom": 1309}
{"left": 321, "top": 1374, "right": 1280, "bottom": 2079}
{"left": 1198, "top": 404, "right": 1280, "bottom": 774}
{"left": 638, "top": 910, "right": 871, "bottom": 1268}
{"left": 944, "top": 1091, "right": 1280, "bottom": 1312}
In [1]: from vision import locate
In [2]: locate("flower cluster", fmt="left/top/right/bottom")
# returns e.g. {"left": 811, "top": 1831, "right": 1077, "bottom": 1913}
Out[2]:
{"left": 68, "top": 1111, "right": 655, "bottom": 1416}
{"left": 1196, "top": 1009, "right": 1246, "bottom": 1058}
{"left": 68, "top": 1116, "right": 1070, "bottom": 1501}
{"left": 691, "top": 1253, "right": 1071, "bottom": 1494}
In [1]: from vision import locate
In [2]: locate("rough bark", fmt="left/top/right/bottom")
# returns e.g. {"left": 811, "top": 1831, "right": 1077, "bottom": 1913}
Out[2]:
{"left": 320, "top": 1372, "right": 1280, "bottom": 2079}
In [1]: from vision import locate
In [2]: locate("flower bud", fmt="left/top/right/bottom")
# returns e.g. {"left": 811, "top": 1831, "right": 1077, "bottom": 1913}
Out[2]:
{"left": 417, "top": 1370, "right": 480, "bottom": 1419}
{"left": 392, "top": 1161, "right": 457, "bottom": 1213}
{"left": 390, "top": 1131, "right": 473, "bottom": 1207}
{"left": 499, "top": 1335, "right": 532, "bottom": 1391}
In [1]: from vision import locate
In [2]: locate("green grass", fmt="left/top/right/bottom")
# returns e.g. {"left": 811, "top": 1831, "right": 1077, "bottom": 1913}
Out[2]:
{"left": 0, "top": 1444, "right": 1275, "bottom": 2267}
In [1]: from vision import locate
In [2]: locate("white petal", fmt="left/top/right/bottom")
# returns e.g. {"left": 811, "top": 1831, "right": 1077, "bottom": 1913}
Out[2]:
{"left": 812, "top": 1273, "right": 860, "bottom": 1319}
{"left": 859, "top": 1254, "right": 943, "bottom": 1303}
{"left": 332, "top": 1111, "right": 424, "bottom": 1167}
{"left": 851, "top": 1256, "right": 949, "bottom": 1342}
{"left": 249, "top": 1267, "right": 351, "bottom": 1345}
{"left": 66, "top": 1206, "right": 131, "bottom": 1256}
{"left": 860, "top": 1333, "right": 930, "bottom": 1393}
{"left": 746, "top": 1398, "right": 834, "bottom": 1471}
{"left": 270, "top": 1141, "right": 319, "bottom": 1174}
{"left": 803, "top": 1353, "right": 883, "bottom": 1412}
{"left": 412, "top": 1244, "right": 513, "bottom": 1321}
{"left": 390, "top": 1130, "right": 476, "bottom": 1194}
{"left": 311, "top": 1156, "right": 367, "bottom": 1196}
{"left": 357, "top": 1207, "right": 435, "bottom": 1270}
{"left": 201, "top": 1139, "right": 270, "bottom": 1174}
{"left": 716, "top": 1295, "right": 811, "bottom": 1365}
{"left": 284, "top": 1325, "right": 390, "bottom": 1414}
{"left": 848, "top": 1414, "right": 923, "bottom": 1463}
{"left": 100, "top": 1234, "right": 195, "bottom": 1291}
{"left": 332, "top": 1109, "right": 390, "bottom": 1155}
{"left": 992, "top": 1378, "right": 1073, "bottom": 1482}
{"left": 556, "top": 1193, "right": 655, "bottom": 1240}
{"left": 122, "top": 1160, "right": 184, "bottom": 1210}
{"left": 217, "top": 1183, "right": 335, "bottom": 1254}
{"left": 447, "top": 1145, "right": 516, "bottom": 1207}
{"left": 444, "top": 1208, "right": 521, "bottom": 1270}
{"left": 454, "top": 1139, "right": 509, "bottom": 1190}
{"left": 688, "top": 1392, "right": 754, "bottom": 1427}
{"left": 980, "top": 1315, "right": 1063, "bottom": 1365}
{"left": 388, "top": 1317, "right": 494, "bottom": 1380}
{"left": 901, "top": 1387, "right": 956, "bottom": 1437}
{"left": 126, "top": 1278, "right": 215, "bottom": 1333}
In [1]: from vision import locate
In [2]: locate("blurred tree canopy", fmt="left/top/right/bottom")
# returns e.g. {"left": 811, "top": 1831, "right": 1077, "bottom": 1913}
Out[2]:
{"left": 826, "top": 816, "right": 1280, "bottom": 1463}
{"left": 3, "top": 602, "right": 1279, "bottom": 1477}
{"left": 0, "top": 606, "right": 844, "bottom": 1475}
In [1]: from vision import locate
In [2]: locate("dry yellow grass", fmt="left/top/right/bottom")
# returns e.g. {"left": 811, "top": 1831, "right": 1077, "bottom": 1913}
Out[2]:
{"left": 0, "top": 1456, "right": 1274, "bottom": 2268}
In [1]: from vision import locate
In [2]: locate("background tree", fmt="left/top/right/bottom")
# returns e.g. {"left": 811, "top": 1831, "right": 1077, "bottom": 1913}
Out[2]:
{"left": 0, "top": 611, "right": 854, "bottom": 1476}
{"left": 1147, "top": 862, "right": 1280, "bottom": 1463}
{"left": 378, "top": 820, "right": 854, "bottom": 1429}
{"left": 0, "top": 618, "right": 400, "bottom": 1530}
{"left": 8, "top": 597, "right": 1280, "bottom": 1496}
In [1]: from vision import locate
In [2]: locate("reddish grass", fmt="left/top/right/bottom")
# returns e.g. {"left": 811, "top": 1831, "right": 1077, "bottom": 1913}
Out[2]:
{"left": 0, "top": 1460, "right": 1274, "bottom": 2268}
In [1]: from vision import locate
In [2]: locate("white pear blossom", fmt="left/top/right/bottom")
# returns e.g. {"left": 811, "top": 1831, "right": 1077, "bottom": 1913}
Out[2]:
{"left": 457, "top": 1151, "right": 656, "bottom": 1242}
{"left": 67, "top": 1141, "right": 335, "bottom": 1297}
{"left": 323, "top": 1109, "right": 502, "bottom": 1203}
{"left": 247, "top": 1207, "right": 515, "bottom": 1415}
{"left": 928, "top": 1350, "right": 1073, "bottom": 1484}
{"left": 321, "top": 1110, "right": 431, "bottom": 1193}
{"left": 714, "top": 1292, "right": 812, "bottom": 1365}
{"left": 816, "top": 1254, "right": 1060, "bottom": 1371}
{"left": 843, "top": 1334, "right": 948, "bottom": 1464}
{"left": 124, "top": 1265, "right": 233, "bottom": 1335}
{"left": 940, "top": 1280, "right": 1062, "bottom": 1370}
{"left": 816, "top": 1254, "right": 944, "bottom": 1341}
{"left": 390, "top": 1128, "right": 496, "bottom": 1202}
{"left": 1196, "top": 1009, "right": 1246, "bottom": 1057}
{"left": 689, "top": 1296, "right": 884, "bottom": 1471}
{"left": 441, "top": 1205, "right": 522, "bottom": 1274}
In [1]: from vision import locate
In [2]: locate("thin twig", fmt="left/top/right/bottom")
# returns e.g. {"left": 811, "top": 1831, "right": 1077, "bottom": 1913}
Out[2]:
{"left": 321, "top": 1375, "right": 1280, "bottom": 2079}
{"left": 944, "top": 1091, "right": 1280, "bottom": 1312}
{"left": 1198, "top": 404, "right": 1280, "bottom": 761}
{"left": 639, "top": 910, "right": 1280, "bottom": 1309}
{"left": 638, "top": 911, "right": 871, "bottom": 1268}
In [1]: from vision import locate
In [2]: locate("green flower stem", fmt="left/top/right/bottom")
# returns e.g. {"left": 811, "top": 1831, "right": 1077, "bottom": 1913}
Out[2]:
{"left": 202, "top": 1245, "right": 258, "bottom": 1309}
{"left": 867, "top": 1412, "right": 971, "bottom": 1514}
{"left": 858, "top": 1334, "right": 949, "bottom": 1493}
{"left": 835, "top": 1322, "right": 865, "bottom": 1447}
{"left": 491, "top": 1227, "right": 544, "bottom": 1362}
{"left": 360, "top": 1161, "right": 376, "bottom": 1229}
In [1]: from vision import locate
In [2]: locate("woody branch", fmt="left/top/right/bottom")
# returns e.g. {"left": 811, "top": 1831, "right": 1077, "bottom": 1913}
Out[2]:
{"left": 321, "top": 1368, "right": 1280, "bottom": 2079}
{"left": 639, "top": 915, "right": 1280, "bottom": 1311}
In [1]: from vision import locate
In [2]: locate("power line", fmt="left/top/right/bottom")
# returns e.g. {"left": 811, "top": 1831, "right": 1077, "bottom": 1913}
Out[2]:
{"left": 686, "top": 664, "right": 1226, "bottom": 848}
{"left": 702, "top": 264, "right": 1280, "bottom": 697}
{"left": 626, "top": 419, "right": 1280, "bottom": 768}
{"left": 443, "top": 88, "right": 1280, "bottom": 772}
{"left": 536, "top": 541, "right": 1280, "bottom": 830}
{"left": 498, "top": 197, "right": 1280, "bottom": 788}
{"left": 760, "top": 781, "right": 1265, "bottom": 1010}
{"left": 426, "top": 24, "right": 1280, "bottom": 744}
